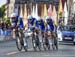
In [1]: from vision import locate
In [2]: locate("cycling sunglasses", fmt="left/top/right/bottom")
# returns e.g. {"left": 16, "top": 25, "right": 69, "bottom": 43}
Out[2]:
{"left": 11, "top": 17, "right": 16, "bottom": 19}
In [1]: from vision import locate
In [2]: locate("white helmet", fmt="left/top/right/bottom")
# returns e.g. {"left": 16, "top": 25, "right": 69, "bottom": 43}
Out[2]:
{"left": 45, "top": 16, "right": 51, "bottom": 23}
{"left": 11, "top": 13, "right": 17, "bottom": 17}
{"left": 27, "top": 15, "right": 33, "bottom": 20}
{"left": 36, "top": 16, "right": 41, "bottom": 21}
{"left": 45, "top": 16, "right": 51, "bottom": 20}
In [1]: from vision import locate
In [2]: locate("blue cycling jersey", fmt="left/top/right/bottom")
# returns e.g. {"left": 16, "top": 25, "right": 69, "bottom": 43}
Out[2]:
{"left": 45, "top": 24, "right": 54, "bottom": 32}
{"left": 45, "top": 19, "right": 54, "bottom": 31}
{"left": 28, "top": 18, "right": 36, "bottom": 26}
{"left": 45, "top": 18, "right": 54, "bottom": 32}
{"left": 19, "top": 17, "right": 24, "bottom": 30}
{"left": 36, "top": 19, "right": 45, "bottom": 31}
{"left": 28, "top": 18, "right": 36, "bottom": 31}
{"left": 12, "top": 16, "right": 24, "bottom": 30}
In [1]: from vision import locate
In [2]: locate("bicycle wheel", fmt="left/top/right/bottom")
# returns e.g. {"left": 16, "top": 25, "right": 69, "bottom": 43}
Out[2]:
{"left": 32, "top": 39, "right": 37, "bottom": 51}
{"left": 16, "top": 36, "right": 22, "bottom": 51}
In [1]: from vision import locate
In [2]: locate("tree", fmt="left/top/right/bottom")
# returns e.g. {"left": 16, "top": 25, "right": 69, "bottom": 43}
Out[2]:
{"left": 0, "top": 5, "right": 6, "bottom": 18}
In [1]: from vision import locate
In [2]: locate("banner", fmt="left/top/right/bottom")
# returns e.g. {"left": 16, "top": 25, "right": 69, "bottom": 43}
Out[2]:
{"left": 52, "top": 6, "right": 58, "bottom": 25}
{"left": 43, "top": 4, "right": 47, "bottom": 19}
{"left": 58, "top": 0, "right": 63, "bottom": 20}
{"left": 20, "top": 5, "right": 23, "bottom": 17}
{"left": 63, "top": 2, "right": 68, "bottom": 25}
{"left": 24, "top": 4, "right": 27, "bottom": 20}
{"left": 48, "top": 4, "right": 53, "bottom": 18}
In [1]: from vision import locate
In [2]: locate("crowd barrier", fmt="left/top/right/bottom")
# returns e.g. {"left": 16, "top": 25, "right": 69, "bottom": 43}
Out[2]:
{"left": 0, "top": 29, "right": 13, "bottom": 41}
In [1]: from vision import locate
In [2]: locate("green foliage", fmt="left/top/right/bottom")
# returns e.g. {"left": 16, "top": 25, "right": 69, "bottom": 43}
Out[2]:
{"left": 3, "top": 17, "right": 11, "bottom": 24}
{"left": 0, "top": 5, "right": 6, "bottom": 18}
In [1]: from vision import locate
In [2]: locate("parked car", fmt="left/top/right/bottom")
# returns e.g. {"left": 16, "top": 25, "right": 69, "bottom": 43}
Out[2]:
{"left": 57, "top": 25, "right": 75, "bottom": 45}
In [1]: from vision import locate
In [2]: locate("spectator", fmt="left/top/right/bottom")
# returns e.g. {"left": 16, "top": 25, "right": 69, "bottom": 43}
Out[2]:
{"left": 7, "top": 23, "right": 12, "bottom": 36}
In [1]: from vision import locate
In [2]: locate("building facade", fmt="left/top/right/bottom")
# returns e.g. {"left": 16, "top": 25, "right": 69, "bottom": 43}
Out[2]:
{"left": 5, "top": 0, "right": 15, "bottom": 18}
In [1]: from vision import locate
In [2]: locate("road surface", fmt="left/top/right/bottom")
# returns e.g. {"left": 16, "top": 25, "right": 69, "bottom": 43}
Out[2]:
{"left": 0, "top": 38, "right": 75, "bottom": 57}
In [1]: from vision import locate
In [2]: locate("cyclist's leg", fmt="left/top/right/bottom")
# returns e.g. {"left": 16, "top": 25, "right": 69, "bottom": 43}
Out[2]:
{"left": 53, "top": 32, "right": 58, "bottom": 50}
{"left": 12, "top": 28, "right": 16, "bottom": 39}
{"left": 51, "top": 31, "right": 56, "bottom": 50}
{"left": 19, "top": 29, "right": 24, "bottom": 46}
{"left": 38, "top": 30, "right": 43, "bottom": 46}
{"left": 23, "top": 30, "right": 28, "bottom": 47}
{"left": 43, "top": 32, "right": 46, "bottom": 50}
{"left": 35, "top": 29, "right": 40, "bottom": 46}
{"left": 20, "top": 28, "right": 29, "bottom": 51}
{"left": 32, "top": 29, "right": 37, "bottom": 49}
{"left": 46, "top": 31, "right": 51, "bottom": 50}
{"left": 41, "top": 31, "right": 45, "bottom": 49}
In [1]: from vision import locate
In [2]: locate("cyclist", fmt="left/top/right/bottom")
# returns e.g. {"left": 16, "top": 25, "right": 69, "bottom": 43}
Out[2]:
{"left": 53, "top": 24, "right": 58, "bottom": 50}
{"left": 36, "top": 16, "right": 45, "bottom": 32}
{"left": 11, "top": 13, "right": 27, "bottom": 51}
{"left": 35, "top": 16, "right": 45, "bottom": 48}
{"left": 11, "top": 13, "right": 24, "bottom": 36}
{"left": 45, "top": 16, "right": 55, "bottom": 50}
{"left": 27, "top": 15, "right": 36, "bottom": 31}
{"left": 27, "top": 15, "right": 37, "bottom": 50}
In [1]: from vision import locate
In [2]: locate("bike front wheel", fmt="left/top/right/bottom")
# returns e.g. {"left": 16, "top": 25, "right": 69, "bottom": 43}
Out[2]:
{"left": 16, "top": 36, "right": 22, "bottom": 51}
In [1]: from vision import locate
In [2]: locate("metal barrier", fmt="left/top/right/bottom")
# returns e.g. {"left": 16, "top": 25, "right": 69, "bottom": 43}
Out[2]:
{"left": 0, "top": 29, "right": 13, "bottom": 41}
